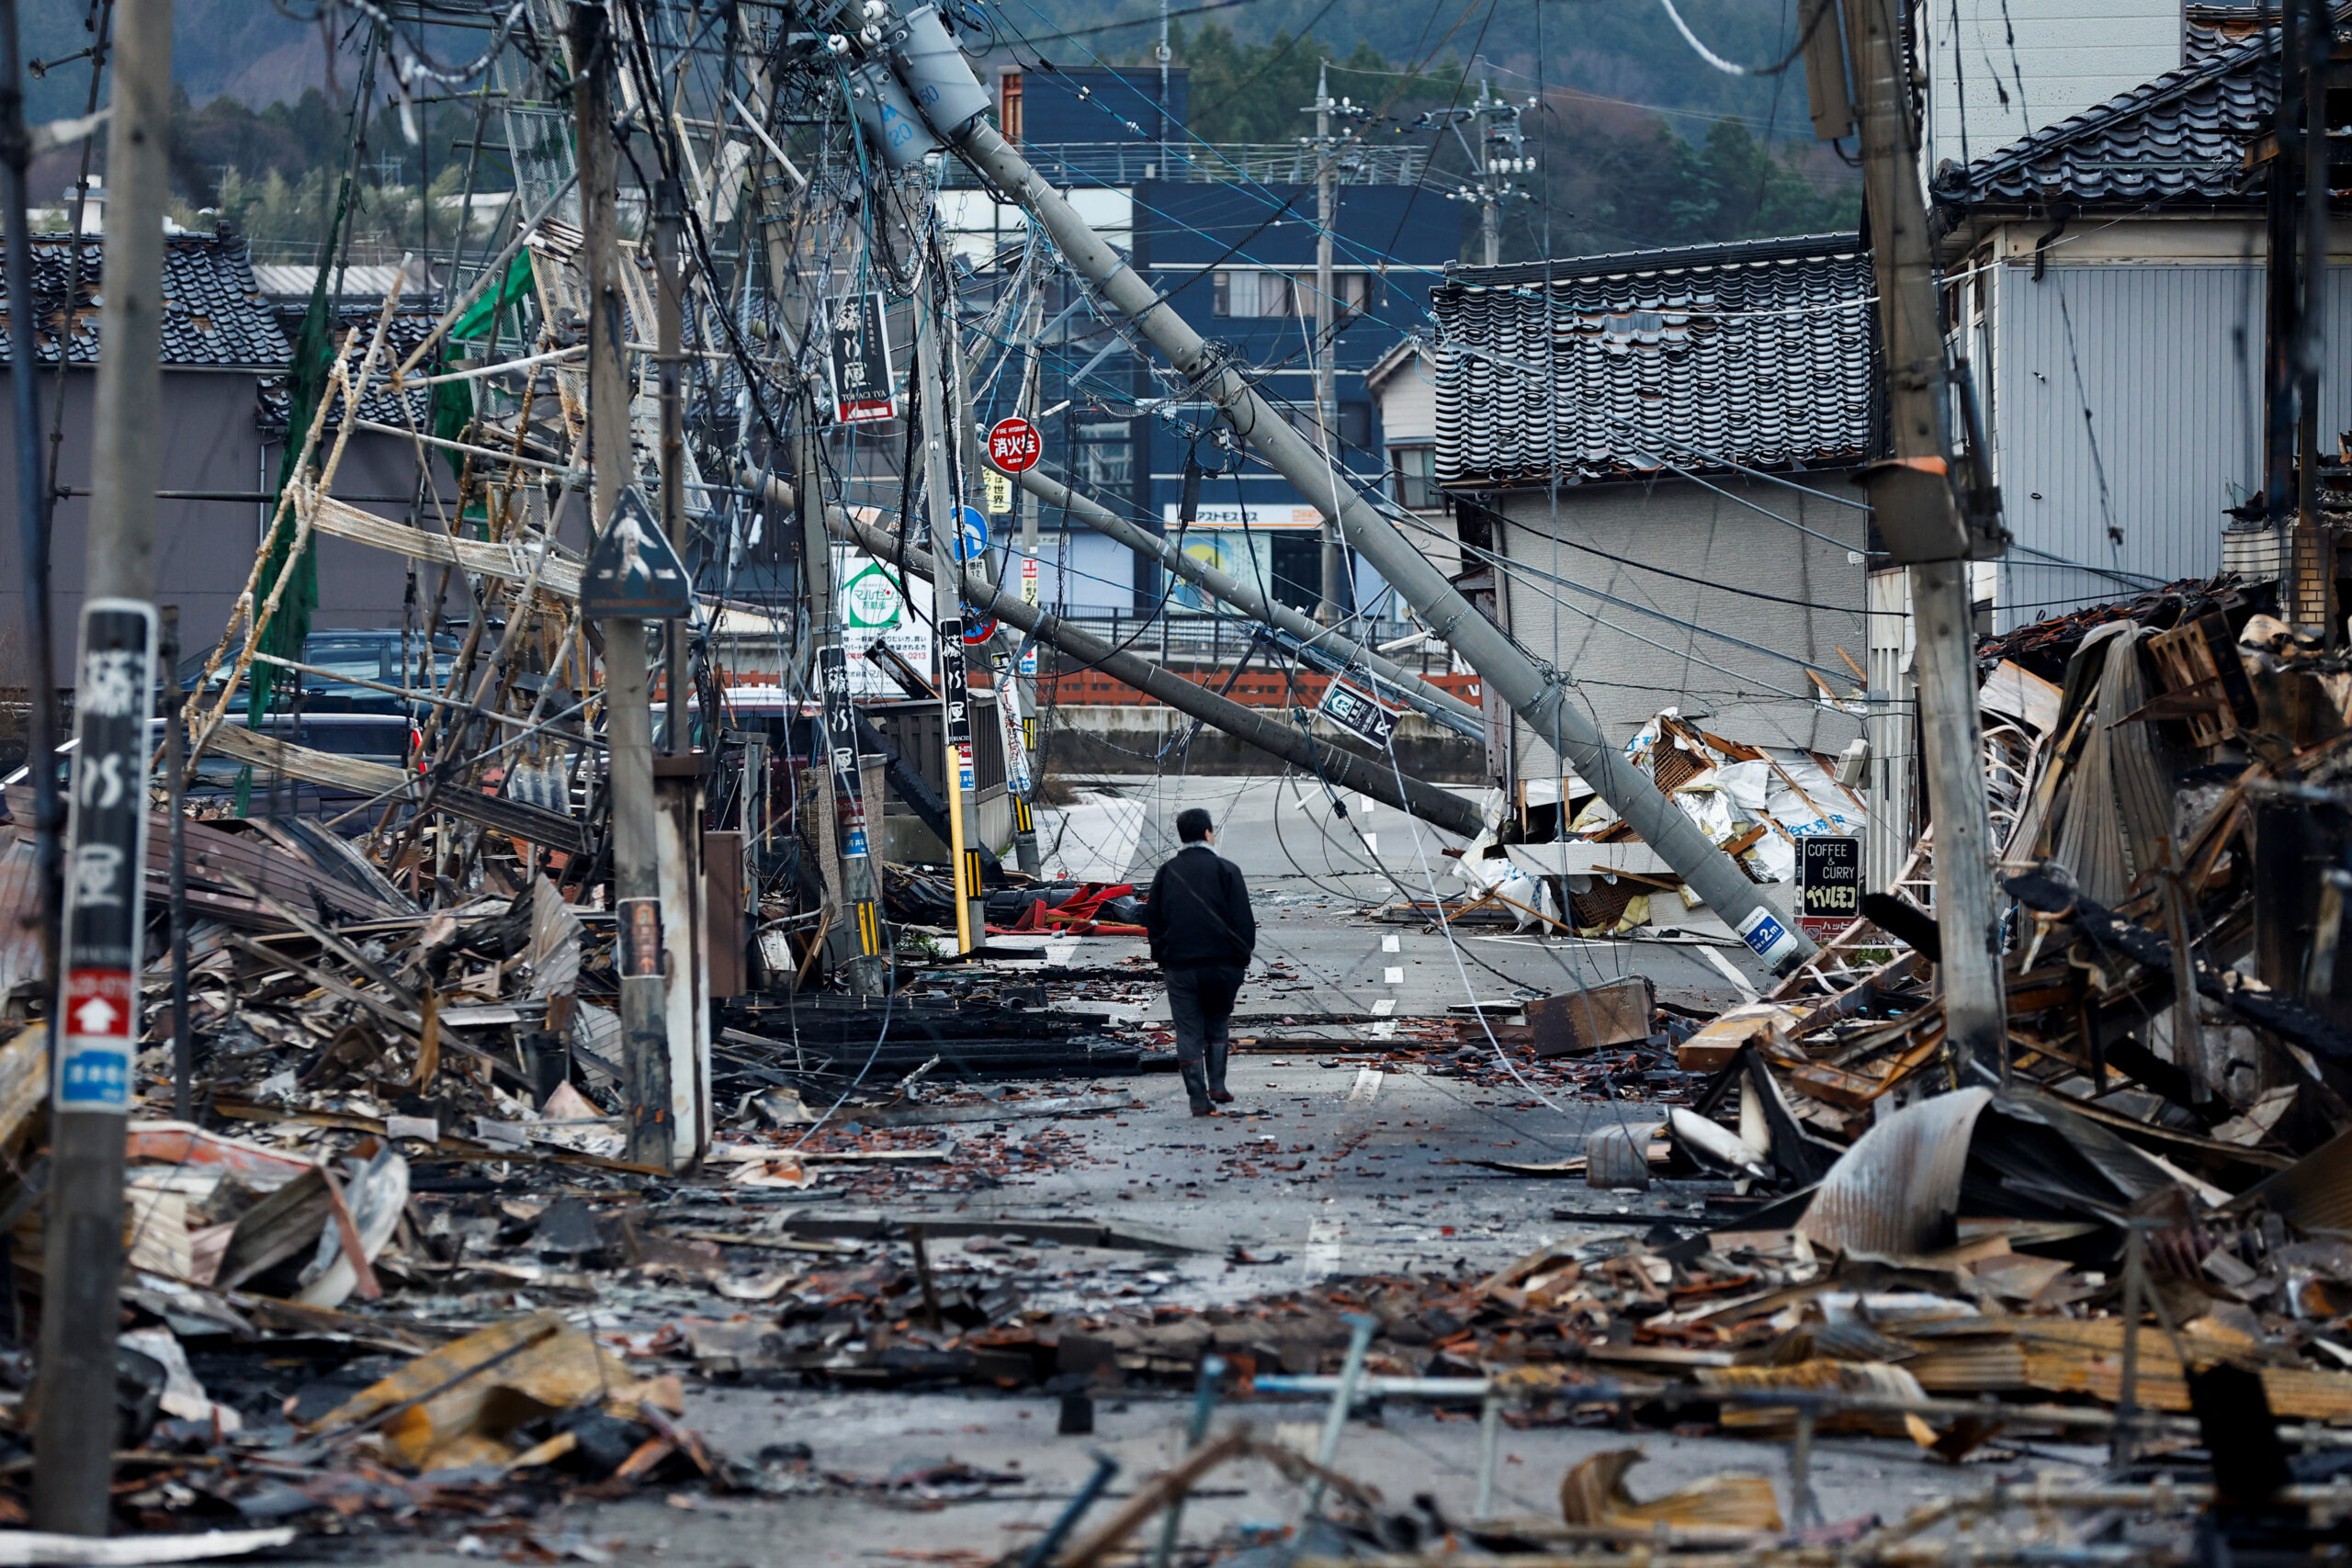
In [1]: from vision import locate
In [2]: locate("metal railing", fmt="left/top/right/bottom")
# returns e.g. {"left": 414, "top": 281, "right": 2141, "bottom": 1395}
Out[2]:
{"left": 1029, "top": 615, "right": 1453, "bottom": 679}
{"left": 943, "top": 141, "right": 1432, "bottom": 188}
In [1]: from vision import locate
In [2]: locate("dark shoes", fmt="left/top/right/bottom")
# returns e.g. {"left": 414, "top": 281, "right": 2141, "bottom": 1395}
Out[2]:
{"left": 1207, "top": 1043, "right": 1235, "bottom": 1104}
{"left": 1181, "top": 1060, "right": 1216, "bottom": 1116}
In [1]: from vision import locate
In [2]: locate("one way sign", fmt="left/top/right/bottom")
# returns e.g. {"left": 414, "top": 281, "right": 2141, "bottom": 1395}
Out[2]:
{"left": 582, "top": 488, "right": 693, "bottom": 618}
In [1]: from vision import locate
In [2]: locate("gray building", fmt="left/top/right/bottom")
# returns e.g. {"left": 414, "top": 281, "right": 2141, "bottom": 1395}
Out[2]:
{"left": 1423, "top": 234, "right": 1879, "bottom": 795}
{"left": 0, "top": 235, "right": 430, "bottom": 682}
{"left": 1929, "top": 8, "right": 2352, "bottom": 628}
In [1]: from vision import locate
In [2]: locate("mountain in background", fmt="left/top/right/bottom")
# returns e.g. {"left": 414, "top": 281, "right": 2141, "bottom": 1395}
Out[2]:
{"left": 15, "top": 0, "right": 1857, "bottom": 261}
{"left": 21, "top": 0, "right": 1822, "bottom": 133}
{"left": 20, "top": 0, "right": 344, "bottom": 121}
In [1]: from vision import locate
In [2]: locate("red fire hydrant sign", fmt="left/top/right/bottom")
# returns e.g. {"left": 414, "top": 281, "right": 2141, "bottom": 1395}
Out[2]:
{"left": 987, "top": 417, "right": 1043, "bottom": 473}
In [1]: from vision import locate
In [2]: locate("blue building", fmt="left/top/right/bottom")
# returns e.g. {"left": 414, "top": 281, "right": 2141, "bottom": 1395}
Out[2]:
{"left": 950, "top": 65, "right": 1461, "bottom": 621}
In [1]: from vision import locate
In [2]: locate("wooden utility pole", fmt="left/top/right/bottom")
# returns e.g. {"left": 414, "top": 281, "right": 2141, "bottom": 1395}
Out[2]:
{"left": 0, "top": 0, "right": 61, "bottom": 998}
{"left": 1840, "top": 0, "right": 2007, "bottom": 1074}
{"left": 2290, "top": 0, "right": 2335, "bottom": 637}
{"left": 573, "top": 2, "right": 671, "bottom": 1167}
{"left": 34, "top": 0, "right": 171, "bottom": 1532}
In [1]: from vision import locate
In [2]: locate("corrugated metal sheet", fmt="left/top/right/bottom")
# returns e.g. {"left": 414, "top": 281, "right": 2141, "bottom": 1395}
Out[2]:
{"left": 1991, "top": 262, "right": 2275, "bottom": 629}
{"left": 1798, "top": 1087, "right": 1993, "bottom": 1257}
{"left": 2233, "top": 1123, "right": 2352, "bottom": 1233}
{"left": 2050, "top": 624, "right": 2174, "bottom": 903}
{"left": 0, "top": 828, "right": 42, "bottom": 1004}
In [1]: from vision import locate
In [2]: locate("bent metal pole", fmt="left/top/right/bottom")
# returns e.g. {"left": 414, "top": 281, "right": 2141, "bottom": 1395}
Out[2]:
{"left": 743, "top": 468, "right": 1487, "bottom": 839}
{"left": 1009, "top": 465, "right": 1481, "bottom": 735}
{"left": 896, "top": 84, "right": 1811, "bottom": 970}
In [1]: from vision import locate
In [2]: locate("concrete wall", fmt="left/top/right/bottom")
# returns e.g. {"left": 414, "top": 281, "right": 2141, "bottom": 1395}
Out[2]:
{"left": 1488, "top": 471, "right": 1870, "bottom": 774}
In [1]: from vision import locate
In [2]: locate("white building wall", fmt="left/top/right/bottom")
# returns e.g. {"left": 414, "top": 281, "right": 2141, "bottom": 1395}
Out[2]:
{"left": 1988, "top": 257, "right": 2277, "bottom": 626}
{"left": 1919, "top": 0, "right": 2181, "bottom": 175}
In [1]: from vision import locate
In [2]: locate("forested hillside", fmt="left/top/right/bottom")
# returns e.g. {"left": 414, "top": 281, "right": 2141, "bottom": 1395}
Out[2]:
{"left": 19, "top": 0, "right": 1857, "bottom": 263}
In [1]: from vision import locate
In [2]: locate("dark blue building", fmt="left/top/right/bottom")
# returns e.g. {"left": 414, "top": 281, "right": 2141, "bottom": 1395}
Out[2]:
{"left": 957, "top": 65, "right": 1461, "bottom": 619}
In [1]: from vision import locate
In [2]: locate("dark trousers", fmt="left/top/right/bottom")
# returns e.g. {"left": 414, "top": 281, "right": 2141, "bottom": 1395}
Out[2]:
{"left": 1165, "top": 963, "right": 1245, "bottom": 1066}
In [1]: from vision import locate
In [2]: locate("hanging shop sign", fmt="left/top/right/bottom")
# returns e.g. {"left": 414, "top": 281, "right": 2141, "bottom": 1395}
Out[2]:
{"left": 826, "top": 291, "right": 898, "bottom": 424}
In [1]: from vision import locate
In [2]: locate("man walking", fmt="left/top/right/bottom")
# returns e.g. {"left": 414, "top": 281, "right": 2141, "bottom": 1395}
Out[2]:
{"left": 1144, "top": 807, "right": 1255, "bottom": 1116}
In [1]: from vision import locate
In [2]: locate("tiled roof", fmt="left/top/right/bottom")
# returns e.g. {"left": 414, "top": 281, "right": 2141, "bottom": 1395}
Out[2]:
{"left": 0, "top": 235, "right": 290, "bottom": 368}
{"left": 1429, "top": 234, "right": 1877, "bottom": 489}
{"left": 1931, "top": 23, "right": 2278, "bottom": 207}
{"left": 257, "top": 309, "right": 439, "bottom": 437}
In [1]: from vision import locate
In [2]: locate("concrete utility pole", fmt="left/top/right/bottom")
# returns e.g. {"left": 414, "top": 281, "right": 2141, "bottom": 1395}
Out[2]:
{"left": 649, "top": 172, "right": 708, "bottom": 1164}
{"left": 1306, "top": 62, "right": 1344, "bottom": 626}
{"left": 1839, "top": 0, "right": 2008, "bottom": 1071}
{"left": 899, "top": 74, "right": 1816, "bottom": 973}
{"left": 34, "top": 0, "right": 170, "bottom": 1532}
{"left": 0, "top": 0, "right": 61, "bottom": 996}
{"left": 573, "top": 2, "right": 672, "bottom": 1167}
{"left": 1445, "top": 77, "right": 1528, "bottom": 268}
{"left": 1005, "top": 294, "right": 1046, "bottom": 877}
{"left": 911, "top": 262, "right": 983, "bottom": 950}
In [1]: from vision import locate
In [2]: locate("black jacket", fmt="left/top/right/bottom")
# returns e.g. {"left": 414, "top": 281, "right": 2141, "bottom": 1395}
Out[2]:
{"left": 1144, "top": 844, "right": 1255, "bottom": 968}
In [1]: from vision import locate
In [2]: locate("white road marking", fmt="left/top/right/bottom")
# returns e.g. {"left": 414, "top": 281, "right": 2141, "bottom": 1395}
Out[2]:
{"left": 1348, "top": 1066, "right": 1385, "bottom": 1102}
{"left": 1697, "top": 942, "right": 1761, "bottom": 1000}
{"left": 1381, "top": 933, "right": 1401, "bottom": 953}
{"left": 1383, "top": 965, "right": 1405, "bottom": 984}
{"left": 1302, "top": 1214, "right": 1347, "bottom": 1280}
{"left": 1370, "top": 998, "right": 1396, "bottom": 1016}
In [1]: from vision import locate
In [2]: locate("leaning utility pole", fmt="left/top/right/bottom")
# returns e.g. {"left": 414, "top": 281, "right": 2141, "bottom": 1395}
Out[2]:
{"left": 1306, "top": 62, "right": 1344, "bottom": 626}
{"left": 573, "top": 2, "right": 672, "bottom": 1167}
{"left": 0, "top": 0, "right": 60, "bottom": 998}
{"left": 885, "top": 11, "right": 1816, "bottom": 973}
{"left": 34, "top": 0, "right": 170, "bottom": 1533}
{"left": 1838, "top": 0, "right": 2008, "bottom": 1071}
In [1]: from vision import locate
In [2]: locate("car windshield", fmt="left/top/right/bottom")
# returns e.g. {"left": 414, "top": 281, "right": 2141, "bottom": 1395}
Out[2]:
{"left": 175, "top": 633, "right": 456, "bottom": 697}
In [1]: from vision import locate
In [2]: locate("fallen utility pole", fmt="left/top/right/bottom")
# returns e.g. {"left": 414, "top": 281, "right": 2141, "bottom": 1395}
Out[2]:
{"left": 35, "top": 0, "right": 170, "bottom": 1532}
{"left": 573, "top": 3, "right": 673, "bottom": 1169}
{"left": 1838, "top": 0, "right": 2007, "bottom": 1071}
{"left": 746, "top": 469, "right": 1485, "bottom": 838}
{"left": 1008, "top": 464, "right": 1479, "bottom": 734}
{"left": 883, "top": 28, "right": 1811, "bottom": 972}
